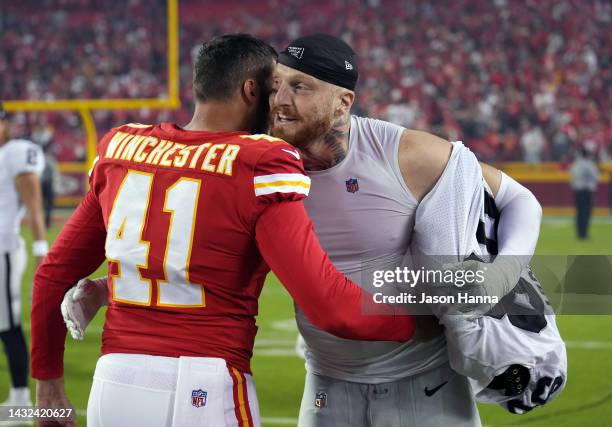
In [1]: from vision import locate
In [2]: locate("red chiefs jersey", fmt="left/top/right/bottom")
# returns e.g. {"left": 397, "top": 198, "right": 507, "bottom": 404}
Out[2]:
{"left": 31, "top": 123, "right": 415, "bottom": 380}
{"left": 94, "top": 123, "right": 313, "bottom": 374}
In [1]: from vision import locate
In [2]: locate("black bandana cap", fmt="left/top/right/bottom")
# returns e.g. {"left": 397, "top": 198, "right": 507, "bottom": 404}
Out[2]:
{"left": 278, "top": 34, "right": 358, "bottom": 91}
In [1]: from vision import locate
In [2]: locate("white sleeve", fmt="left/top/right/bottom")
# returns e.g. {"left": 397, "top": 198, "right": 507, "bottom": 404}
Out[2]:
{"left": 7, "top": 140, "right": 45, "bottom": 178}
{"left": 495, "top": 172, "right": 542, "bottom": 264}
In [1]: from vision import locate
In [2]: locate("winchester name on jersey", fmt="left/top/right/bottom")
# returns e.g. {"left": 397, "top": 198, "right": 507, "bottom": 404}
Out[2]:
{"left": 97, "top": 124, "right": 310, "bottom": 374}
{"left": 32, "top": 123, "right": 311, "bottom": 377}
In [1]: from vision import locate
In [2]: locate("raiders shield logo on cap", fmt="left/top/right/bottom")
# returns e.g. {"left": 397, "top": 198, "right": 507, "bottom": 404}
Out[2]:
{"left": 287, "top": 46, "right": 304, "bottom": 59}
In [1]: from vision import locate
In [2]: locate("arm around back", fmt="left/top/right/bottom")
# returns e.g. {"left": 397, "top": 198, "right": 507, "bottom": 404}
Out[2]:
{"left": 255, "top": 201, "right": 415, "bottom": 342}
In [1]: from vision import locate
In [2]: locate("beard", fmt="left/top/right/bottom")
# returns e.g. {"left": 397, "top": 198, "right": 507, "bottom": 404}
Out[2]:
{"left": 268, "top": 105, "right": 334, "bottom": 149}
{"left": 250, "top": 94, "right": 272, "bottom": 135}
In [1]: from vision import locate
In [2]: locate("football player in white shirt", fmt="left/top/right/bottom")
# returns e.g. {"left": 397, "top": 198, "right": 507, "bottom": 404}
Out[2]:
{"left": 0, "top": 104, "right": 47, "bottom": 409}
{"left": 267, "top": 35, "right": 556, "bottom": 426}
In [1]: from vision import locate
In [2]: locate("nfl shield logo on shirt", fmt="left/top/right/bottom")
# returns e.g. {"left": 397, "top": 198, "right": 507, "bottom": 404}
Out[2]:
{"left": 315, "top": 391, "right": 327, "bottom": 408}
{"left": 191, "top": 389, "right": 207, "bottom": 408}
{"left": 345, "top": 178, "right": 359, "bottom": 193}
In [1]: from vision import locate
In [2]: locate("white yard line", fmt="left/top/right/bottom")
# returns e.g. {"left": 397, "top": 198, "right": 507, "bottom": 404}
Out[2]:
{"left": 256, "top": 349, "right": 300, "bottom": 357}
{"left": 542, "top": 216, "right": 612, "bottom": 225}
{"left": 565, "top": 340, "right": 612, "bottom": 350}
{"left": 255, "top": 338, "right": 296, "bottom": 346}
{"left": 270, "top": 319, "right": 298, "bottom": 332}
{"left": 260, "top": 417, "right": 298, "bottom": 425}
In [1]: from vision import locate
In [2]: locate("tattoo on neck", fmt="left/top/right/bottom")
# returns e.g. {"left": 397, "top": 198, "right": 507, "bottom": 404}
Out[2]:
{"left": 303, "top": 113, "right": 350, "bottom": 171}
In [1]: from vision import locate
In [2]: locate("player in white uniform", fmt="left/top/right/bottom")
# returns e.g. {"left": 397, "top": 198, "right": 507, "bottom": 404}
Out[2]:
{"left": 0, "top": 104, "right": 48, "bottom": 409}
{"left": 268, "top": 35, "right": 548, "bottom": 426}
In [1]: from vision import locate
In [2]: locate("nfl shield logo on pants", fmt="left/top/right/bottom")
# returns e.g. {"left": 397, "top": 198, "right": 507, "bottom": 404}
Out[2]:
{"left": 345, "top": 178, "right": 359, "bottom": 193}
{"left": 191, "top": 389, "right": 207, "bottom": 408}
{"left": 315, "top": 391, "right": 327, "bottom": 408}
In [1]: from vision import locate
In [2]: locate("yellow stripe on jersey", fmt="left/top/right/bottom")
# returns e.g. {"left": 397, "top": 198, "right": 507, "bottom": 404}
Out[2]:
{"left": 254, "top": 173, "right": 310, "bottom": 184}
{"left": 254, "top": 180, "right": 311, "bottom": 189}
{"left": 253, "top": 173, "right": 311, "bottom": 197}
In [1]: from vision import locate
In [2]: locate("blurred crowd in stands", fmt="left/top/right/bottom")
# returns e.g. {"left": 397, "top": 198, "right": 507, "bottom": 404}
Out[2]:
{"left": 1, "top": 0, "right": 609, "bottom": 163}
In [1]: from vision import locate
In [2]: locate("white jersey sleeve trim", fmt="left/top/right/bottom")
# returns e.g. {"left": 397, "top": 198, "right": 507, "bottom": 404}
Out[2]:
{"left": 253, "top": 173, "right": 310, "bottom": 196}
{"left": 253, "top": 173, "right": 311, "bottom": 197}
{"left": 254, "top": 173, "right": 311, "bottom": 185}
{"left": 254, "top": 185, "right": 310, "bottom": 196}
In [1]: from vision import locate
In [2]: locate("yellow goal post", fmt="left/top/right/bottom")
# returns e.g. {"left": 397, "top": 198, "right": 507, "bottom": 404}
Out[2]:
{"left": 3, "top": 0, "right": 180, "bottom": 206}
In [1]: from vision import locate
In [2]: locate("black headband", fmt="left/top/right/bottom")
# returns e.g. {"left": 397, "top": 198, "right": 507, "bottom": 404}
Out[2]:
{"left": 278, "top": 34, "right": 358, "bottom": 91}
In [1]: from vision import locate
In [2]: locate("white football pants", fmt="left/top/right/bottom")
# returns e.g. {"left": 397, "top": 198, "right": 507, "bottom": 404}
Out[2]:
{"left": 87, "top": 353, "right": 260, "bottom": 427}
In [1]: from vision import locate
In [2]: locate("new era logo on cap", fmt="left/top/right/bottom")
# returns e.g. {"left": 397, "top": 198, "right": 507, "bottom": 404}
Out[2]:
{"left": 287, "top": 46, "right": 304, "bottom": 59}
{"left": 345, "top": 61, "right": 354, "bottom": 70}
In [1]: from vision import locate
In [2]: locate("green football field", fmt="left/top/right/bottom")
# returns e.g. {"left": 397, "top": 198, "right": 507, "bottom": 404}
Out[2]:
{"left": 1, "top": 217, "right": 612, "bottom": 426}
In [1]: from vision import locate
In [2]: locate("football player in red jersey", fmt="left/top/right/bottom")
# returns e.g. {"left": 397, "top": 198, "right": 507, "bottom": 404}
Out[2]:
{"left": 30, "top": 34, "right": 415, "bottom": 427}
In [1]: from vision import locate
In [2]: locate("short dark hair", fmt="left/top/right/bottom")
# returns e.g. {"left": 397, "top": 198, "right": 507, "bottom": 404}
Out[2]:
{"left": 193, "top": 34, "right": 277, "bottom": 102}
